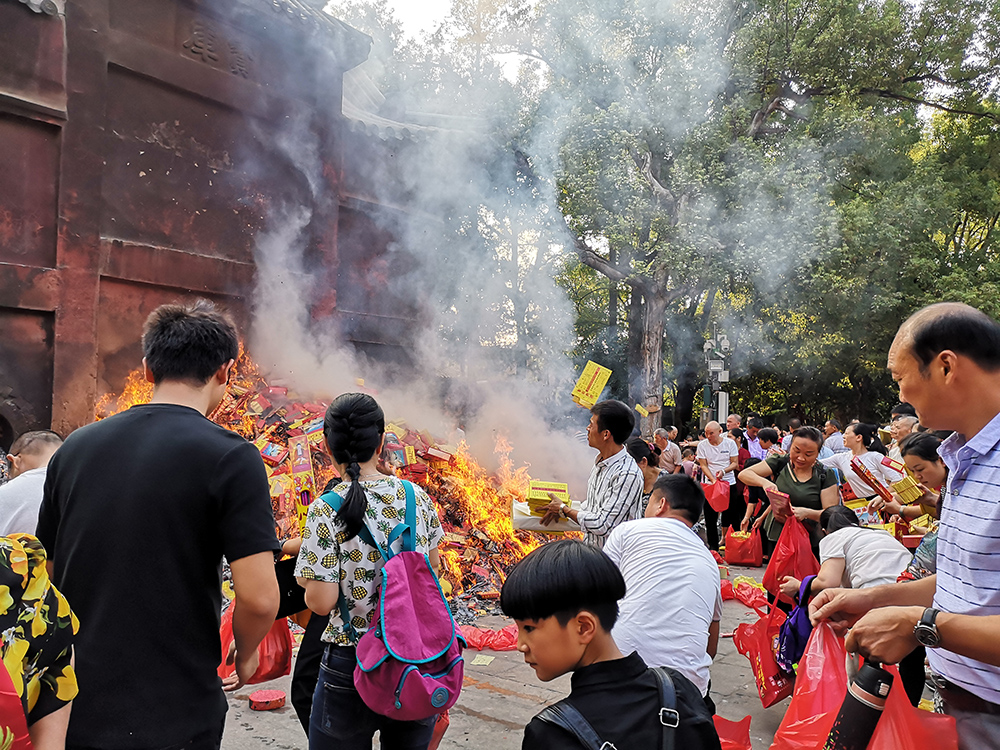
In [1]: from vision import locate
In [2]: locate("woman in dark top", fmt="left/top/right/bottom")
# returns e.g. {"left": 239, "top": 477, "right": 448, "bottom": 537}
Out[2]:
{"left": 738, "top": 426, "right": 839, "bottom": 556}
{"left": 625, "top": 437, "right": 664, "bottom": 515}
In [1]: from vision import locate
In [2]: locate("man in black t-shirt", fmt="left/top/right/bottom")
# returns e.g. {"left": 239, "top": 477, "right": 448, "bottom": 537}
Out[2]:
{"left": 37, "top": 301, "right": 280, "bottom": 750}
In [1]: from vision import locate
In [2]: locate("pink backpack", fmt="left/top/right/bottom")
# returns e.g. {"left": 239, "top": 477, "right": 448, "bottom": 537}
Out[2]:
{"left": 323, "top": 480, "right": 465, "bottom": 721}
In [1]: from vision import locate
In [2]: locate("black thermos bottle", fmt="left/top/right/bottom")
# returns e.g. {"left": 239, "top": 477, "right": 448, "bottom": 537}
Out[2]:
{"left": 823, "top": 661, "right": 894, "bottom": 750}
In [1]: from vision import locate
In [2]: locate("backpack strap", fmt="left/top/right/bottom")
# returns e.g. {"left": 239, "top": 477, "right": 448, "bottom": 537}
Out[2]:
{"left": 318, "top": 491, "right": 389, "bottom": 560}
{"left": 651, "top": 667, "right": 679, "bottom": 750}
{"left": 317, "top": 484, "right": 416, "bottom": 638}
{"left": 536, "top": 701, "right": 610, "bottom": 750}
{"left": 385, "top": 479, "right": 416, "bottom": 553}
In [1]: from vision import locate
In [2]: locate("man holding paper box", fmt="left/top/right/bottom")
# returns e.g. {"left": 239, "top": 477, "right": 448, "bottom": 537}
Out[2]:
{"left": 541, "top": 400, "right": 644, "bottom": 548}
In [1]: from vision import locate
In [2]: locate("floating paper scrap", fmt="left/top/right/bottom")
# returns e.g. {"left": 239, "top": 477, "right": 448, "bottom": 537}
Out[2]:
{"left": 471, "top": 655, "right": 496, "bottom": 666}
{"left": 571, "top": 361, "right": 612, "bottom": 409}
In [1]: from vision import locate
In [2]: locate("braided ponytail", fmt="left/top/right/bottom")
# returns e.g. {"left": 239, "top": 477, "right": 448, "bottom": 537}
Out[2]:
{"left": 324, "top": 393, "right": 386, "bottom": 541}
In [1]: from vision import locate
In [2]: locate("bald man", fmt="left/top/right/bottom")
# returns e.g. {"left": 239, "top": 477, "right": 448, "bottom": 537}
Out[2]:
{"left": 695, "top": 421, "right": 739, "bottom": 551}
{"left": 0, "top": 430, "right": 62, "bottom": 535}
{"left": 810, "top": 303, "right": 1000, "bottom": 749}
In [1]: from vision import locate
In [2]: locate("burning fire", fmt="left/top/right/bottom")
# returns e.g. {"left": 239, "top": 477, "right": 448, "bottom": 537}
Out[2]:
{"left": 94, "top": 348, "right": 551, "bottom": 602}
{"left": 428, "top": 437, "right": 539, "bottom": 586}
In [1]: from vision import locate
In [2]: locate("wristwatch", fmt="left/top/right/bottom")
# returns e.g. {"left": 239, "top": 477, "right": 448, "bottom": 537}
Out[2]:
{"left": 560, "top": 504, "right": 571, "bottom": 518}
{"left": 913, "top": 607, "right": 942, "bottom": 648}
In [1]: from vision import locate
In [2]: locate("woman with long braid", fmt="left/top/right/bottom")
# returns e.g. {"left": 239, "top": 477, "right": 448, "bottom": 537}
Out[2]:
{"left": 295, "top": 393, "right": 444, "bottom": 750}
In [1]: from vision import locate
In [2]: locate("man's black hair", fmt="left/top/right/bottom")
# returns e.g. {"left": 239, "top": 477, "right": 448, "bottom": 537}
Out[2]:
{"left": 649, "top": 473, "right": 704, "bottom": 525}
{"left": 827, "top": 418, "right": 842, "bottom": 431}
{"left": 142, "top": 300, "right": 239, "bottom": 385}
{"left": 590, "top": 400, "right": 635, "bottom": 445}
{"left": 891, "top": 403, "right": 917, "bottom": 418}
{"left": 748, "top": 417, "right": 764, "bottom": 430}
{"left": 787, "top": 418, "right": 802, "bottom": 430}
{"left": 906, "top": 303, "right": 1000, "bottom": 374}
{"left": 499, "top": 540, "right": 626, "bottom": 632}
{"left": 757, "top": 427, "right": 779, "bottom": 445}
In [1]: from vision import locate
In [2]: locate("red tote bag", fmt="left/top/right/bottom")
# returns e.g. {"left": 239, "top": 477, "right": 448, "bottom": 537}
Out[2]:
{"left": 704, "top": 480, "right": 730, "bottom": 512}
{"left": 725, "top": 527, "right": 763, "bottom": 567}
{"left": 762, "top": 516, "right": 819, "bottom": 604}
{"left": 0, "top": 661, "right": 31, "bottom": 750}
{"left": 218, "top": 608, "right": 293, "bottom": 684}
{"left": 732, "top": 605, "right": 794, "bottom": 708}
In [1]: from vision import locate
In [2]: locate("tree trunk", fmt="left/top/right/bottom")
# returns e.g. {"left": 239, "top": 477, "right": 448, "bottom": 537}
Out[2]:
{"left": 626, "top": 285, "right": 643, "bottom": 404}
{"left": 637, "top": 291, "right": 668, "bottom": 438}
{"left": 608, "top": 245, "right": 618, "bottom": 340}
{"left": 669, "top": 289, "right": 716, "bottom": 434}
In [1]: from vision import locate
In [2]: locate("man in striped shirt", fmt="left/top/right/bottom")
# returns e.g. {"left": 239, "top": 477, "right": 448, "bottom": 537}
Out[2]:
{"left": 811, "top": 302, "right": 1000, "bottom": 749}
{"left": 542, "top": 400, "right": 644, "bottom": 548}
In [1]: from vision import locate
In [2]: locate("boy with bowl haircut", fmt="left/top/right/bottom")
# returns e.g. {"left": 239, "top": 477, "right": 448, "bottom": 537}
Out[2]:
{"left": 500, "top": 540, "right": 722, "bottom": 749}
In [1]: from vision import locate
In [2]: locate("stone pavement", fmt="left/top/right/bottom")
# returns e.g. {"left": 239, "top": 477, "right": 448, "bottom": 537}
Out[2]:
{"left": 221, "top": 566, "right": 786, "bottom": 750}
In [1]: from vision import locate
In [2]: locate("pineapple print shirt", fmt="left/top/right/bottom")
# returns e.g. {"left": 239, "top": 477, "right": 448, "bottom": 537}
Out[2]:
{"left": 0, "top": 533, "right": 79, "bottom": 727}
{"left": 295, "top": 476, "right": 444, "bottom": 645}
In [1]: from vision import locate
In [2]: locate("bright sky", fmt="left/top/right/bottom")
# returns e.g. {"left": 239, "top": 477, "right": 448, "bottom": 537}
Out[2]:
{"left": 384, "top": 0, "right": 452, "bottom": 37}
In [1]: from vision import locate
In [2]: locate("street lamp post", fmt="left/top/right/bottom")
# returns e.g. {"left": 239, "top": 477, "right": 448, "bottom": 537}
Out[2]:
{"left": 701, "top": 324, "right": 731, "bottom": 426}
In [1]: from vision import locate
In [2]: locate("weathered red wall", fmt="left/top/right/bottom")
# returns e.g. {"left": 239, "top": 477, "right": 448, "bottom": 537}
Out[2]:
{"left": 0, "top": 0, "right": 420, "bottom": 446}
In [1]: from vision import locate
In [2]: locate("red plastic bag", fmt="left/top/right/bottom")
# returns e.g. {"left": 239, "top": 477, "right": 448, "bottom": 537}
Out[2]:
{"left": 725, "top": 527, "right": 763, "bottom": 567}
{"left": 721, "top": 579, "right": 735, "bottom": 601}
{"left": 0, "top": 660, "right": 31, "bottom": 750}
{"left": 771, "top": 622, "right": 845, "bottom": 747}
{"left": 733, "top": 605, "right": 794, "bottom": 708}
{"left": 427, "top": 710, "right": 450, "bottom": 750}
{"left": 458, "top": 624, "right": 518, "bottom": 651}
{"left": 869, "top": 670, "right": 959, "bottom": 750}
{"left": 705, "top": 481, "right": 730, "bottom": 512}
{"left": 218, "top": 608, "right": 293, "bottom": 684}
{"left": 714, "top": 715, "right": 752, "bottom": 750}
{"left": 734, "top": 581, "right": 769, "bottom": 617}
{"left": 772, "top": 623, "right": 959, "bottom": 750}
{"left": 762, "top": 516, "right": 819, "bottom": 604}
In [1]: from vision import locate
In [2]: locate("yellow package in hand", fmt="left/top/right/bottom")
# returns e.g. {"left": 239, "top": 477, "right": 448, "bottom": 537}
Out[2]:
{"left": 526, "top": 480, "right": 570, "bottom": 516}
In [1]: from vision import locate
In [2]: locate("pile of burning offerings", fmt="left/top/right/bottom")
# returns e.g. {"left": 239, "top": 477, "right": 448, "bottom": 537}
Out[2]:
{"left": 96, "top": 352, "right": 554, "bottom": 621}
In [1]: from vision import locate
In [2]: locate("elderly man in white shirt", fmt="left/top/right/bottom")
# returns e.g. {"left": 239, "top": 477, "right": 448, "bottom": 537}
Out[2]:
{"left": 0, "top": 430, "right": 63, "bottom": 535}
{"left": 604, "top": 473, "right": 723, "bottom": 713}
{"left": 696, "top": 421, "right": 740, "bottom": 551}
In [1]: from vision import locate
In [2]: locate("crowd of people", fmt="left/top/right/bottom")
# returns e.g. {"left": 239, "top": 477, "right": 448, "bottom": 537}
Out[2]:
{"left": 0, "top": 300, "right": 999, "bottom": 750}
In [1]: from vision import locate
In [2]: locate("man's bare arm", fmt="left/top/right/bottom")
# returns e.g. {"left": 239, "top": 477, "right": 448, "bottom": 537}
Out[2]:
{"left": 707, "top": 620, "right": 720, "bottom": 659}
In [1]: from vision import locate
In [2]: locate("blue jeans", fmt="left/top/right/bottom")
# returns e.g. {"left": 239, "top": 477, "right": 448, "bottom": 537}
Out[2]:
{"left": 309, "top": 644, "right": 436, "bottom": 750}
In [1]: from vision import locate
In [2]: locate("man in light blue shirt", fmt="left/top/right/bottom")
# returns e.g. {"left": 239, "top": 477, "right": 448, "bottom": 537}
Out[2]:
{"left": 810, "top": 303, "right": 1000, "bottom": 749}
{"left": 824, "top": 420, "right": 848, "bottom": 453}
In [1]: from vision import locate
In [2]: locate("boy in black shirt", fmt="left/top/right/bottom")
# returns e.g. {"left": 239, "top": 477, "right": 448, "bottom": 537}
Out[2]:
{"left": 37, "top": 301, "right": 280, "bottom": 750}
{"left": 500, "top": 540, "right": 721, "bottom": 750}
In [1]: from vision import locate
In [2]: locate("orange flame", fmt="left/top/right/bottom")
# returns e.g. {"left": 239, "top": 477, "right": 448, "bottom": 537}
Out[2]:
{"left": 95, "top": 350, "right": 548, "bottom": 601}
